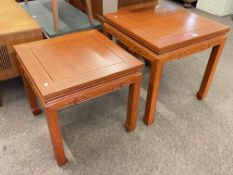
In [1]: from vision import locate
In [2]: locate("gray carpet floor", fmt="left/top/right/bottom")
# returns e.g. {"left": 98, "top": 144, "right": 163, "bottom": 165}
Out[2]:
{"left": 0, "top": 1, "right": 233, "bottom": 174}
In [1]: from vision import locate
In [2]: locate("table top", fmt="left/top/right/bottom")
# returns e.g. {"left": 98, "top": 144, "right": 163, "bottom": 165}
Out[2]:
{"left": 15, "top": 30, "right": 143, "bottom": 99}
{"left": 105, "top": 4, "right": 230, "bottom": 54}
{"left": 0, "top": 0, "right": 41, "bottom": 36}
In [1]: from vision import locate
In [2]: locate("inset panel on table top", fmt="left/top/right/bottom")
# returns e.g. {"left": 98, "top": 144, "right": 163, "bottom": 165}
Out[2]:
{"left": 15, "top": 30, "right": 143, "bottom": 99}
{"left": 105, "top": 4, "right": 230, "bottom": 53}
{"left": 30, "top": 36, "right": 124, "bottom": 82}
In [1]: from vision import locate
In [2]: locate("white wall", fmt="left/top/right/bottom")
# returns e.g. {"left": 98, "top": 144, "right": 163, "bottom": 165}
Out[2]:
{"left": 103, "top": 0, "right": 118, "bottom": 14}
{"left": 197, "top": 0, "right": 233, "bottom": 16}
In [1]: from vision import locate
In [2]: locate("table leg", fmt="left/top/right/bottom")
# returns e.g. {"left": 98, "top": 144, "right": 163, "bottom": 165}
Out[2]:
{"left": 196, "top": 41, "right": 226, "bottom": 100}
{"left": 144, "top": 59, "right": 163, "bottom": 125}
{"left": 51, "top": 0, "right": 59, "bottom": 32}
{"left": 125, "top": 77, "right": 141, "bottom": 132}
{"left": 85, "top": 0, "right": 94, "bottom": 25}
{"left": 45, "top": 108, "right": 67, "bottom": 166}
{"left": 21, "top": 75, "right": 42, "bottom": 116}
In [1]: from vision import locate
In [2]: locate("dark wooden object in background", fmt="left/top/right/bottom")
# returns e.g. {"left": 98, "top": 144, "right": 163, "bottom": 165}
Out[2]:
{"left": 104, "top": 4, "right": 230, "bottom": 125}
{"left": 15, "top": 30, "right": 143, "bottom": 166}
{"left": 69, "top": 0, "right": 157, "bottom": 22}
{"left": 183, "top": 0, "right": 197, "bottom": 8}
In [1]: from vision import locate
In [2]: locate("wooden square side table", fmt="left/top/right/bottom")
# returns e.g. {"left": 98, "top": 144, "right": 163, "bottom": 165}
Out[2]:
{"left": 15, "top": 30, "right": 143, "bottom": 166}
{"left": 104, "top": 4, "right": 230, "bottom": 125}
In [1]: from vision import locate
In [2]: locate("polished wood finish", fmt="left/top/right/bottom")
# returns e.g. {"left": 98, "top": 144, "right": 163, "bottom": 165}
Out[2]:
{"left": 15, "top": 30, "right": 143, "bottom": 166}
{"left": 105, "top": 5, "right": 229, "bottom": 54}
{"left": 0, "top": 0, "right": 42, "bottom": 81}
{"left": 104, "top": 4, "right": 230, "bottom": 125}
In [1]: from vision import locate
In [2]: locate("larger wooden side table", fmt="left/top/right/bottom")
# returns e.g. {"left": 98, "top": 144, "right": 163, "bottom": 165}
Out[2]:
{"left": 104, "top": 4, "right": 230, "bottom": 125}
{"left": 15, "top": 30, "right": 143, "bottom": 166}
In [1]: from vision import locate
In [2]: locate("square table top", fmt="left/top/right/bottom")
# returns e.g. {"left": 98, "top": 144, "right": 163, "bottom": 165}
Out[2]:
{"left": 105, "top": 4, "right": 230, "bottom": 54}
{"left": 15, "top": 30, "right": 143, "bottom": 99}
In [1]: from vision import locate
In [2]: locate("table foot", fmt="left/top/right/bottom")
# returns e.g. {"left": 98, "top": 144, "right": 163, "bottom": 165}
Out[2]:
{"left": 32, "top": 108, "right": 42, "bottom": 116}
{"left": 196, "top": 92, "right": 206, "bottom": 100}
{"left": 143, "top": 117, "right": 154, "bottom": 126}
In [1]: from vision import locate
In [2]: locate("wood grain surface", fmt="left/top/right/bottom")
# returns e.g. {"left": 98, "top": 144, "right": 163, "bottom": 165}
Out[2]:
{"left": 15, "top": 30, "right": 143, "bottom": 100}
{"left": 105, "top": 4, "right": 230, "bottom": 54}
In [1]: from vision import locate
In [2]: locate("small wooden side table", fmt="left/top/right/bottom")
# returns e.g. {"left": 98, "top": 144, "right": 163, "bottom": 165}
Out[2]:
{"left": 104, "top": 4, "right": 230, "bottom": 125}
{"left": 15, "top": 30, "right": 143, "bottom": 166}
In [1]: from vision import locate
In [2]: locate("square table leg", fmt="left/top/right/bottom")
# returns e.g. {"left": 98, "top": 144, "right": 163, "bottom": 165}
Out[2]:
{"left": 45, "top": 108, "right": 68, "bottom": 166}
{"left": 21, "top": 75, "right": 42, "bottom": 116}
{"left": 143, "top": 59, "right": 164, "bottom": 125}
{"left": 125, "top": 78, "right": 141, "bottom": 131}
{"left": 196, "top": 41, "right": 226, "bottom": 100}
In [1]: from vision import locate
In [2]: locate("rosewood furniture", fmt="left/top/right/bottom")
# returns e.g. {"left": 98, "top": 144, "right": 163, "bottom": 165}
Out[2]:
{"left": 23, "top": 0, "right": 93, "bottom": 32}
{"left": 15, "top": 30, "right": 143, "bottom": 166}
{"left": 104, "top": 4, "right": 230, "bottom": 125}
{"left": 0, "top": 0, "right": 42, "bottom": 81}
